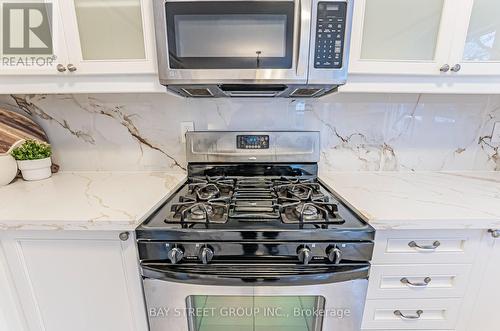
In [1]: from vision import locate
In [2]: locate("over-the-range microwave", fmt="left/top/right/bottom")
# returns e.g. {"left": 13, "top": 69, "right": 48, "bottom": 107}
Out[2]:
{"left": 153, "top": 0, "right": 354, "bottom": 98}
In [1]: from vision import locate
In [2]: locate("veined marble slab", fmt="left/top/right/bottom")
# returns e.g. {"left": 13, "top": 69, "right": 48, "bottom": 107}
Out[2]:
{"left": 320, "top": 171, "right": 500, "bottom": 230}
{"left": 0, "top": 171, "right": 186, "bottom": 231}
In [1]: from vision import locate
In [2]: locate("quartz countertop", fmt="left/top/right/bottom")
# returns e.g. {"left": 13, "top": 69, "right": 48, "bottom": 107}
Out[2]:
{"left": 319, "top": 171, "right": 500, "bottom": 230}
{"left": 2, "top": 170, "right": 499, "bottom": 232}
{"left": 0, "top": 172, "right": 186, "bottom": 231}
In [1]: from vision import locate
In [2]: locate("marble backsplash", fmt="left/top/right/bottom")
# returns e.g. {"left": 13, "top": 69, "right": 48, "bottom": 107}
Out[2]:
{"left": 0, "top": 92, "right": 498, "bottom": 172}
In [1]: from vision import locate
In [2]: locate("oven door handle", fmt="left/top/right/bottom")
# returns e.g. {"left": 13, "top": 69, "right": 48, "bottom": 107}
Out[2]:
{"left": 141, "top": 263, "right": 370, "bottom": 286}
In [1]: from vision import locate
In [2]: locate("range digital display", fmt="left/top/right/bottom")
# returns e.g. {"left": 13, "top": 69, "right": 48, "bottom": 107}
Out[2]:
{"left": 237, "top": 135, "right": 270, "bottom": 149}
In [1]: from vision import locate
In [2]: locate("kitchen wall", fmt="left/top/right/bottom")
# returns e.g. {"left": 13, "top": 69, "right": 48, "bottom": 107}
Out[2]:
{"left": 0, "top": 93, "right": 498, "bottom": 172}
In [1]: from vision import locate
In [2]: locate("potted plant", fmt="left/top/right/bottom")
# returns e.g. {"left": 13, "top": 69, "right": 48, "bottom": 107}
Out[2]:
{"left": 11, "top": 140, "right": 53, "bottom": 181}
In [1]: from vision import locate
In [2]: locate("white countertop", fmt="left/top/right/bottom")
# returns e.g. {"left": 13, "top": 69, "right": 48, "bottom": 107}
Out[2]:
{"left": 320, "top": 171, "right": 500, "bottom": 230}
{"left": 1, "top": 170, "right": 499, "bottom": 231}
{"left": 0, "top": 172, "right": 186, "bottom": 231}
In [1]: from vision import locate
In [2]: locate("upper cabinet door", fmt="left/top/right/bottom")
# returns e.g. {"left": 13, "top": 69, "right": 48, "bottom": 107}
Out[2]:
{"left": 60, "top": 0, "right": 156, "bottom": 74}
{"left": 0, "top": 0, "right": 69, "bottom": 75}
{"left": 449, "top": 0, "right": 500, "bottom": 75}
{"left": 349, "top": 0, "right": 459, "bottom": 75}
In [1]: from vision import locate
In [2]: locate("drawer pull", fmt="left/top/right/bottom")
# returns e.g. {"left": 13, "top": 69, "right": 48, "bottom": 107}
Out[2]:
{"left": 394, "top": 310, "right": 423, "bottom": 320}
{"left": 408, "top": 241, "right": 441, "bottom": 250}
{"left": 400, "top": 277, "right": 431, "bottom": 287}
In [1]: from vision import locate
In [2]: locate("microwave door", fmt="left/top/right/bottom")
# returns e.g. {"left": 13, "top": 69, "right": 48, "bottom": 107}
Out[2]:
{"left": 153, "top": 0, "right": 311, "bottom": 84}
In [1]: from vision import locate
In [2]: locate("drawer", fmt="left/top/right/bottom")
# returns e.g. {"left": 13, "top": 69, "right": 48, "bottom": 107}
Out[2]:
{"left": 367, "top": 264, "right": 472, "bottom": 299}
{"left": 372, "top": 230, "right": 481, "bottom": 264}
{"left": 362, "top": 298, "right": 461, "bottom": 330}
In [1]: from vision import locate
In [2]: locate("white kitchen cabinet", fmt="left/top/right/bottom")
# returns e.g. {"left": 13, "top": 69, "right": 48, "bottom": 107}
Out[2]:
{"left": 463, "top": 229, "right": 500, "bottom": 331}
{"left": 349, "top": 0, "right": 460, "bottom": 75}
{"left": 449, "top": 0, "right": 500, "bottom": 75}
{"left": 362, "top": 229, "right": 482, "bottom": 331}
{"left": 0, "top": 231, "right": 148, "bottom": 331}
{"left": 346, "top": 0, "right": 500, "bottom": 93}
{"left": 0, "top": 0, "right": 161, "bottom": 93}
{"left": 0, "top": 0, "right": 69, "bottom": 75}
{"left": 60, "top": 0, "right": 156, "bottom": 74}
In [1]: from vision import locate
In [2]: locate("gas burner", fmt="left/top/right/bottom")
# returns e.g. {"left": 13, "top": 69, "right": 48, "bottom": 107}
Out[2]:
{"left": 274, "top": 182, "right": 326, "bottom": 201}
{"left": 193, "top": 184, "right": 221, "bottom": 200}
{"left": 169, "top": 198, "right": 229, "bottom": 224}
{"left": 295, "top": 204, "right": 319, "bottom": 220}
{"left": 189, "top": 176, "right": 235, "bottom": 197}
{"left": 280, "top": 199, "right": 343, "bottom": 225}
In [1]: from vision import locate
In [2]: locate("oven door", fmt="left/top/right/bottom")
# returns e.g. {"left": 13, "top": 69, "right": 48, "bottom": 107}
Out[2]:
{"left": 142, "top": 263, "right": 368, "bottom": 331}
{"left": 153, "top": 0, "right": 311, "bottom": 84}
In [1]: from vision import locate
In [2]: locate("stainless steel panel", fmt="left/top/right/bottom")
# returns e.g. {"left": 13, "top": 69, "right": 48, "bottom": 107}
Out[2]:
{"left": 144, "top": 277, "right": 367, "bottom": 331}
{"left": 153, "top": 0, "right": 311, "bottom": 84}
{"left": 185, "top": 131, "right": 320, "bottom": 163}
{"left": 307, "top": 0, "right": 353, "bottom": 84}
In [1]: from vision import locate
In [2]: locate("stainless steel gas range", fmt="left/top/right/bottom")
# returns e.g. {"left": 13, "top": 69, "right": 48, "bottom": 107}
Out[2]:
{"left": 136, "top": 131, "right": 374, "bottom": 331}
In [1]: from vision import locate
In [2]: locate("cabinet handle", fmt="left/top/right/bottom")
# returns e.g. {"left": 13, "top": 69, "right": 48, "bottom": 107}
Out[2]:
{"left": 439, "top": 64, "right": 450, "bottom": 72}
{"left": 67, "top": 64, "right": 77, "bottom": 72}
{"left": 394, "top": 310, "right": 423, "bottom": 320}
{"left": 400, "top": 277, "right": 431, "bottom": 287}
{"left": 488, "top": 229, "right": 500, "bottom": 238}
{"left": 450, "top": 64, "right": 461, "bottom": 72}
{"left": 56, "top": 64, "right": 67, "bottom": 72}
{"left": 408, "top": 240, "right": 440, "bottom": 250}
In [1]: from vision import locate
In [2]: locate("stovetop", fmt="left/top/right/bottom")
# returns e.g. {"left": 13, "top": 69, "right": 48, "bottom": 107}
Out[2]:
{"left": 137, "top": 166, "right": 374, "bottom": 242}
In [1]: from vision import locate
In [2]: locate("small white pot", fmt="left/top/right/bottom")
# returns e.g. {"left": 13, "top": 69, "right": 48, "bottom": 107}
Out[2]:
{"left": 17, "top": 157, "right": 52, "bottom": 181}
{"left": 0, "top": 154, "right": 18, "bottom": 186}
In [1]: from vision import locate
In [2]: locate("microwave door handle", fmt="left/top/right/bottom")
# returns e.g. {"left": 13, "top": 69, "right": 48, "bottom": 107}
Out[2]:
{"left": 296, "top": 0, "right": 312, "bottom": 76}
{"left": 141, "top": 264, "right": 370, "bottom": 286}
{"left": 295, "top": 0, "right": 302, "bottom": 74}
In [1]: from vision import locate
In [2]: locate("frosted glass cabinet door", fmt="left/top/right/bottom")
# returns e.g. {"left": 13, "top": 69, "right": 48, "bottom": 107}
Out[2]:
{"left": 349, "top": 0, "right": 458, "bottom": 75}
{"left": 61, "top": 0, "right": 155, "bottom": 74}
{"left": 0, "top": 0, "right": 69, "bottom": 75}
{"left": 450, "top": 0, "right": 500, "bottom": 75}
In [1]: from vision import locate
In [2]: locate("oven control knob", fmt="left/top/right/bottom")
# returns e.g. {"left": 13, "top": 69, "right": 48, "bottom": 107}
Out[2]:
{"left": 167, "top": 247, "right": 184, "bottom": 264}
{"left": 327, "top": 247, "right": 342, "bottom": 264}
{"left": 297, "top": 247, "right": 313, "bottom": 265}
{"left": 199, "top": 247, "right": 214, "bottom": 264}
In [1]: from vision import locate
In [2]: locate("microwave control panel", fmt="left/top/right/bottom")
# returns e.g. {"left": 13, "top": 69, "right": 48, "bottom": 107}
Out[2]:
{"left": 314, "top": 1, "right": 347, "bottom": 69}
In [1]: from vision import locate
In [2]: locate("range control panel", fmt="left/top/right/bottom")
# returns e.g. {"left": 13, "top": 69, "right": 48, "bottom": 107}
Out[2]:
{"left": 237, "top": 135, "right": 270, "bottom": 149}
{"left": 314, "top": 1, "right": 347, "bottom": 69}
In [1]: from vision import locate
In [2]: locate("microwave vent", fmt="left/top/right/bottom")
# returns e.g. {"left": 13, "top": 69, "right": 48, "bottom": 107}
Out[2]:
{"left": 181, "top": 88, "right": 214, "bottom": 97}
{"left": 290, "top": 88, "right": 323, "bottom": 97}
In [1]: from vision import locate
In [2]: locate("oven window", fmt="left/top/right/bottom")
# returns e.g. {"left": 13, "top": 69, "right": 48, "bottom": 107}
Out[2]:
{"left": 186, "top": 295, "right": 325, "bottom": 331}
{"left": 165, "top": 2, "right": 295, "bottom": 69}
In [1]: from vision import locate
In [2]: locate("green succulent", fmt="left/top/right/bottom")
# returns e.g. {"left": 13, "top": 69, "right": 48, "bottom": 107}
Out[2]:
{"left": 11, "top": 140, "right": 52, "bottom": 161}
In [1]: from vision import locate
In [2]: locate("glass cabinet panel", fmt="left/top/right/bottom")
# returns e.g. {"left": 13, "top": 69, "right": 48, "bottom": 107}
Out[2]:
{"left": 463, "top": 0, "right": 500, "bottom": 61}
{"left": 360, "top": 0, "right": 445, "bottom": 61}
{"left": 73, "top": 0, "right": 145, "bottom": 60}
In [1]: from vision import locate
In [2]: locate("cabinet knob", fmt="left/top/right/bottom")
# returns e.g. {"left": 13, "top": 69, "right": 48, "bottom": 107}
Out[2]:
{"left": 56, "top": 64, "right": 67, "bottom": 72}
{"left": 67, "top": 64, "right": 77, "bottom": 72}
{"left": 119, "top": 232, "right": 129, "bottom": 241}
{"left": 488, "top": 229, "right": 500, "bottom": 238}
{"left": 451, "top": 64, "right": 461, "bottom": 72}
{"left": 439, "top": 64, "right": 450, "bottom": 72}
